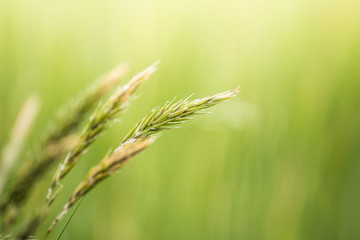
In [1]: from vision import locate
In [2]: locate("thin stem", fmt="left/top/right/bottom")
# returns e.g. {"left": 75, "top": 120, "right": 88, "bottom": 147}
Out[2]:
{"left": 56, "top": 196, "right": 84, "bottom": 240}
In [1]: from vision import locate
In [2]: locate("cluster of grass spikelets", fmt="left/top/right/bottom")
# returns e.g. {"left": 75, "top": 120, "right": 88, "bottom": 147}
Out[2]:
{"left": 0, "top": 62, "right": 238, "bottom": 240}
{"left": 47, "top": 62, "right": 158, "bottom": 204}
{"left": 0, "top": 63, "right": 129, "bottom": 226}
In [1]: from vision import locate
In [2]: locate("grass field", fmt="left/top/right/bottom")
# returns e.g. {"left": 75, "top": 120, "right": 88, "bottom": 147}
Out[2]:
{"left": 1, "top": 0, "right": 360, "bottom": 239}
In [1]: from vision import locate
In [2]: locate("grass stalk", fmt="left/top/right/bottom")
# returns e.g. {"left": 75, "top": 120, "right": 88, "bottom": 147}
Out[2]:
{"left": 0, "top": 64, "right": 128, "bottom": 229}
{"left": 0, "top": 95, "right": 40, "bottom": 193}
{"left": 47, "top": 61, "right": 159, "bottom": 203}
{"left": 45, "top": 88, "right": 239, "bottom": 237}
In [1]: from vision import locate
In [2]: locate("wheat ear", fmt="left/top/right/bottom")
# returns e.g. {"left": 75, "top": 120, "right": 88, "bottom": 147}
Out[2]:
{"left": 123, "top": 87, "right": 240, "bottom": 142}
{"left": 45, "top": 87, "right": 239, "bottom": 237}
{"left": 44, "top": 137, "right": 156, "bottom": 239}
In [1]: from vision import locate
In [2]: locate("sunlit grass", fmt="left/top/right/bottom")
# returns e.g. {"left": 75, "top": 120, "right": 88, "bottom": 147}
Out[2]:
{"left": 1, "top": 0, "right": 360, "bottom": 239}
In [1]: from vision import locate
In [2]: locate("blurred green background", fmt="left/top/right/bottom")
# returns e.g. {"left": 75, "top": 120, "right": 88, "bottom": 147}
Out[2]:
{"left": 1, "top": 0, "right": 360, "bottom": 239}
